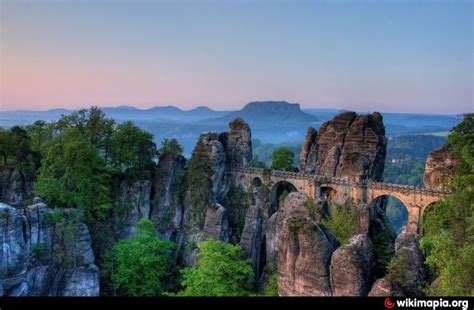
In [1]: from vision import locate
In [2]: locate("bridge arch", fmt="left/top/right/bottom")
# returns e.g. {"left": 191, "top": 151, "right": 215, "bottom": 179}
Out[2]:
{"left": 269, "top": 180, "right": 297, "bottom": 214}
{"left": 251, "top": 177, "right": 262, "bottom": 187}
{"left": 320, "top": 185, "right": 337, "bottom": 205}
{"left": 369, "top": 195, "right": 409, "bottom": 234}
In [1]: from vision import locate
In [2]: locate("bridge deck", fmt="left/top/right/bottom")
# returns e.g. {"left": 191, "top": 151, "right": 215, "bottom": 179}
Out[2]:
{"left": 227, "top": 166, "right": 450, "bottom": 197}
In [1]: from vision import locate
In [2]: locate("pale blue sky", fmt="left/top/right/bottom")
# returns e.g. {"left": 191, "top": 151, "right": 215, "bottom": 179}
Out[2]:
{"left": 1, "top": 0, "right": 473, "bottom": 113}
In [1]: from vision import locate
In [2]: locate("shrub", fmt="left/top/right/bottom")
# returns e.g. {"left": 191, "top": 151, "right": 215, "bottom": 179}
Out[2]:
{"left": 177, "top": 239, "right": 255, "bottom": 296}
{"left": 102, "top": 219, "right": 176, "bottom": 296}
{"left": 321, "top": 202, "right": 359, "bottom": 245}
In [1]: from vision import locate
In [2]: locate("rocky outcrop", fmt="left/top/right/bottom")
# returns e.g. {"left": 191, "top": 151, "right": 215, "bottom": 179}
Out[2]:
{"left": 0, "top": 201, "right": 99, "bottom": 296}
{"left": 202, "top": 203, "right": 229, "bottom": 242}
{"left": 277, "top": 192, "right": 338, "bottom": 296}
{"left": 330, "top": 234, "right": 375, "bottom": 296}
{"left": 394, "top": 230, "right": 426, "bottom": 294}
{"left": 180, "top": 118, "right": 253, "bottom": 265}
{"left": 0, "top": 166, "right": 35, "bottom": 206}
{"left": 114, "top": 180, "right": 152, "bottom": 239}
{"left": 240, "top": 203, "right": 265, "bottom": 276}
{"left": 368, "top": 278, "right": 405, "bottom": 296}
{"left": 368, "top": 229, "right": 426, "bottom": 297}
{"left": 221, "top": 118, "right": 253, "bottom": 167}
{"left": 151, "top": 153, "right": 186, "bottom": 241}
{"left": 423, "top": 145, "right": 459, "bottom": 190}
{"left": 299, "top": 112, "right": 386, "bottom": 181}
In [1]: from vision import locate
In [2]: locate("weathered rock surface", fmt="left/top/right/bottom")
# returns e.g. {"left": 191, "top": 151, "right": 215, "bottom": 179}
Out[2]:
{"left": 394, "top": 229, "right": 426, "bottom": 294}
{"left": 114, "top": 180, "right": 152, "bottom": 239}
{"left": 202, "top": 203, "right": 229, "bottom": 242}
{"left": 330, "top": 234, "right": 375, "bottom": 296}
{"left": 368, "top": 278, "right": 405, "bottom": 296}
{"left": 277, "top": 192, "right": 338, "bottom": 296}
{"left": 0, "top": 167, "right": 35, "bottom": 206}
{"left": 221, "top": 118, "right": 253, "bottom": 167}
{"left": 423, "top": 145, "right": 459, "bottom": 190}
{"left": 299, "top": 112, "right": 386, "bottom": 181}
{"left": 0, "top": 202, "right": 99, "bottom": 296}
{"left": 151, "top": 153, "right": 186, "bottom": 241}
{"left": 180, "top": 118, "right": 254, "bottom": 265}
{"left": 240, "top": 204, "right": 264, "bottom": 275}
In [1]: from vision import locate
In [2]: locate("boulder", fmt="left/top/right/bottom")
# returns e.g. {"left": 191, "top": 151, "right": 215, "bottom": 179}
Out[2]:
{"left": 330, "top": 234, "right": 375, "bottom": 296}
{"left": 368, "top": 278, "right": 405, "bottom": 296}
{"left": 277, "top": 193, "right": 338, "bottom": 296}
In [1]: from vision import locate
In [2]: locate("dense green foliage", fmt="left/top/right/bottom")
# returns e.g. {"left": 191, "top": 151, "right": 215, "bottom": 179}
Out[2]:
{"left": 252, "top": 139, "right": 300, "bottom": 167}
{"left": 271, "top": 146, "right": 295, "bottom": 171}
{"left": 36, "top": 129, "right": 112, "bottom": 220}
{"left": 108, "top": 121, "right": 157, "bottom": 174}
{"left": 1, "top": 107, "right": 165, "bottom": 221}
{"left": 385, "top": 252, "right": 415, "bottom": 289}
{"left": 102, "top": 219, "right": 175, "bottom": 296}
{"left": 420, "top": 113, "right": 474, "bottom": 296}
{"left": 321, "top": 202, "right": 359, "bottom": 245}
{"left": 177, "top": 239, "right": 255, "bottom": 296}
{"left": 187, "top": 139, "right": 213, "bottom": 229}
{"left": 158, "top": 138, "right": 184, "bottom": 158}
{"left": 263, "top": 271, "right": 279, "bottom": 296}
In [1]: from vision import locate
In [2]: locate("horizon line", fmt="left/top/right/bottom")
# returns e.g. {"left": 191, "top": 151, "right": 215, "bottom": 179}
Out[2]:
{"left": 0, "top": 102, "right": 470, "bottom": 116}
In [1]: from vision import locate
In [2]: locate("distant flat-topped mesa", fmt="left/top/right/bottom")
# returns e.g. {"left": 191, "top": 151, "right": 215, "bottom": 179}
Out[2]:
{"left": 213, "top": 100, "right": 317, "bottom": 122}
{"left": 299, "top": 111, "right": 387, "bottom": 181}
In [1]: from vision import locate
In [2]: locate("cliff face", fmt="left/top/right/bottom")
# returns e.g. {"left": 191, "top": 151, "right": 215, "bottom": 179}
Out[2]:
{"left": 299, "top": 112, "right": 387, "bottom": 181}
{"left": 277, "top": 193, "right": 338, "bottom": 296}
{"left": 180, "top": 118, "right": 253, "bottom": 264}
{"left": 423, "top": 145, "right": 459, "bottom": 190}
{"left": 0, "top": 201, "right": 99, "bottom": 296}
{"left": 0, "top": 166, "right": 35, "bottom": 206}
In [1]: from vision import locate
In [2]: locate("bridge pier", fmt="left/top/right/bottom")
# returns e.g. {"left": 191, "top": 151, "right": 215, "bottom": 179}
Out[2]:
{"left": 406, "top": 203, "right": 422, "bottom": 234}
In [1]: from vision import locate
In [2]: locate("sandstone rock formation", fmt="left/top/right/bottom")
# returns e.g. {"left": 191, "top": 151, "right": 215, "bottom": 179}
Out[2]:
{"left": 277, "top": 192, "right": 338, "bottom": 296}
{"left": 368, "top": 229, "right": 426, "bottom": 297}
{"left": 180, "top": 118, "right": 253, "bottom": 265}
{"left": 423, "top": 145, "right": 459, "bottom": 190}
{"left": 0, "top": 201, "right": 99, "bottom": 296}
{"left": 330, "top": 234, "right": 375, "bottom": 296}
{"left": 151, "top": 153, "right": 187, "bottom": 240}
{"left": 115, "top": 180, "right": 152, "bottom": 239}
{"left": 368, "top": 278, "right": 405, "bottom": 296}
{"left": 220, "top": 118, "right": 253, "bottom": 167}
{"left": 202, "top": 203, "right": 229, "bottom": 242}
{"left": 0, "top": 166, "right": 35, "bottom": 206}
{"left": 299, "top": 112, "right": 386, "bottom": 181}
{"left": 394, "top": 229, "right": 426, "bottom": 294}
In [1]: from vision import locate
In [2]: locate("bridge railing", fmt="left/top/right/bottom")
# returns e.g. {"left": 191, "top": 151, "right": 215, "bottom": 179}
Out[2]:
{"left": 227, "top": 165, "right": 450, "bottom": 196}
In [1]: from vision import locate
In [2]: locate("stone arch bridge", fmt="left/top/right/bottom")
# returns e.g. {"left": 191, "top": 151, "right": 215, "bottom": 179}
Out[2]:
{"left": 227, "top": 166, "right": 449, "bottom": 234}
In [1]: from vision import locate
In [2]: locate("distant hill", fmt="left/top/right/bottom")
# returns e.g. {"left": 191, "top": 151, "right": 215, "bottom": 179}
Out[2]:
{"left": 208, "top": 101, "right": 317, "bottom": 123}
{"left": 0, "top": 105, "right": 231, "bottom": 125}
{"left": 102, "top": 105, "right": 230, "bottom": 121}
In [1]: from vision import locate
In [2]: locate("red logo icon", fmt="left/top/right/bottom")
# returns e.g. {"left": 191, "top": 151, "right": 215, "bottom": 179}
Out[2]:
{"left": 384, "top": 298, "right": 395, "bottom": 309}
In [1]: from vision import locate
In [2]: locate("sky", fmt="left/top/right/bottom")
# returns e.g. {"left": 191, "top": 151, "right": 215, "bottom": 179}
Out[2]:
{"left": 0, "top": 0, "right": 473, "bottom": 114}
